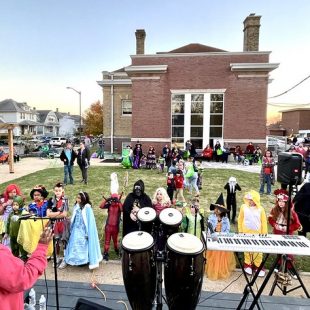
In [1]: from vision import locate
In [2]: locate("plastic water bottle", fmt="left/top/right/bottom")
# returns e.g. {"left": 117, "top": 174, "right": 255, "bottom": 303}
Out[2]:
{"left": 39, "top": 294, "right": 46, "bottom": 310}
{"left": 28, "top": 288, "right": 36, "bottom": 307}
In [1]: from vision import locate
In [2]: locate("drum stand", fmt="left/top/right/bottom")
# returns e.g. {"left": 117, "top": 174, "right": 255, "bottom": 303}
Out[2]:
{"left": 154, "top": 250, "right": 165, "bottom": 310}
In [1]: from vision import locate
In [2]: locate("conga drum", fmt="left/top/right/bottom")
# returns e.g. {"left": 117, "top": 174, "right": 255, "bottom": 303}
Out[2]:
{"left": 137, "top": 207, "right": 156, "bottom": 234}
{"left": 159, "top": 208, "right": 182, "bottom": 238}
{"left": 122, "top": 231, "right": 156, "bottom": 310}
{"left": 164, "top": 232, "right": 205, "bottom": 310}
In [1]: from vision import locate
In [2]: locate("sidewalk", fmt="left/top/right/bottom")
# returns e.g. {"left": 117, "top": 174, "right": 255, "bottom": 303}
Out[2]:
{"left": 0, "top": 157, "right": 113, "bottom": 184}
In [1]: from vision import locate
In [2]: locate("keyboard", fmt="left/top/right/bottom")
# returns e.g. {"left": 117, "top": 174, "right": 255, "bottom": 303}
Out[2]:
{"left": 202, "top": 232, "right": 310, "bottom": 255}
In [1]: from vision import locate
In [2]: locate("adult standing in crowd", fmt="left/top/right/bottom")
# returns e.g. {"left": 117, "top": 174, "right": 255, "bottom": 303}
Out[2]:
{"left": 77, "top": 142, "right": 91, "bottom": 185}
{"left": 0, "top": 226, "right": 53, "bottom": 310}
{"left": 259, "top": 150, "right": 275, "bottom": 195}
{"left": 60, "top": 142, "right": 77, "bottom": 185}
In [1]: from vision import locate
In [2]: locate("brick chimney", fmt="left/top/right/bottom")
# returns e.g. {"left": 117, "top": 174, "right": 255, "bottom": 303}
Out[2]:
{"left": 135, "top": 29, "right": 146, "bottom": 54}
{"left": 243, "top": 13, "right": 261, "bottom": 51}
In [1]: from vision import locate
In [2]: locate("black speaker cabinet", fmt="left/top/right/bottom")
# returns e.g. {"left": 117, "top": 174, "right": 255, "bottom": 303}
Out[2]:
{"left": 277, "top": 152, "right": 303, "bottom": 185}
{"left": 75, "top": 298, "right": 113, "bottom": 310}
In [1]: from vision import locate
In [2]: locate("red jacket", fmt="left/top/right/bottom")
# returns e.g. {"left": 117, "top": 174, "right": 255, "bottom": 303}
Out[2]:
{"left": 174, "top": 175, "right": 184, "bottom": 189}
{"left": 0, "top": 243, "right": 48, "bottom": 310}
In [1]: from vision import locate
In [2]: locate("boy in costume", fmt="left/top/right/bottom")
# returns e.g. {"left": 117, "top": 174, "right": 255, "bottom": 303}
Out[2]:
{"left": 99, "top": 173, "right": 123, "bottom": 261}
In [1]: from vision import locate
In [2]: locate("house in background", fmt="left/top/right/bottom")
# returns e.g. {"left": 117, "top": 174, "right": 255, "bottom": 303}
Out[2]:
{"left": 55, "top": 109, "right": 83, "bottom": 136}
{"left": 36, "top": 110, "right": 60, "bottom": 136}
{"left": 0, "top": 99, "right": 39, "bottom": 136}
{"left": 98, "top": 13, "right": 279, "bottom": 153}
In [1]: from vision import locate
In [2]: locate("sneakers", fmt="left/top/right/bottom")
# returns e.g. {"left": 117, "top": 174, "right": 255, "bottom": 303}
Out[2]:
{"left": 58, "top": 260, "right": 67, "bottom": 269}
{"left": 244, "top": 264, "right": 253, "bottom": 275}
{"left": 257, "top": 268, "right": 266, "bottom": 277}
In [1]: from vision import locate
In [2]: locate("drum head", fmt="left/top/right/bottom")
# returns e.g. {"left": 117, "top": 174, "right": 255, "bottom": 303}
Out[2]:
{"left": 137, "top": 207, "right": 156, "bottom": 222}
{"left": 167, "top": 233, "right": 204, "bottom": 255}
{"left": 159, "top": 208, "right": 182, "bottom": 226}
{"left": 122, "top": 231, "right": 154, "bottom": 252}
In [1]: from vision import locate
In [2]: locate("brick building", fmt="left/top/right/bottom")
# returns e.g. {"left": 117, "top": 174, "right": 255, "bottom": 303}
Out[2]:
{"left": 98, "top": 14, "right": 279, "bottom": 153}
{"left": 280, "top": 108, "right": 310, "bottom": 135}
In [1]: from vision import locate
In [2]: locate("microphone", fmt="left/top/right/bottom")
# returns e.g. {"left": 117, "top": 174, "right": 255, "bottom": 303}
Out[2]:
{"left": 207, "top": 221, "right": 218, "bottom": 241}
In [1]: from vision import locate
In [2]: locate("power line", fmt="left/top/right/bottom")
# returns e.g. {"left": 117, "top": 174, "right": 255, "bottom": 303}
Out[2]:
{"left": 268, "top": 74, "right": 310, "bottom": 99}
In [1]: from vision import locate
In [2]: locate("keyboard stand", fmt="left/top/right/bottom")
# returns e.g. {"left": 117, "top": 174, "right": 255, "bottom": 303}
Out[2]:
{"left": 236, "top": 252, "right": 271, "bottom": 310}
{"left": 269, "top": 254, "right": 310, "bottom": 298}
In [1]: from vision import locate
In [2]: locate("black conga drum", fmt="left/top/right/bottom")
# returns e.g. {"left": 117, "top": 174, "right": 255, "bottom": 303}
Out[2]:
{"left": 122, "top": 231, "right": 156, "bottom": 310}
{"left": 164, "top": 232, "right": 205, "bottom": 310}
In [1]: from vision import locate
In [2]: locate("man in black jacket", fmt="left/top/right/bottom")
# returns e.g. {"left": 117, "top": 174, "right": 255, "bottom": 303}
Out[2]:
{"left": 60, "top": 142, "right": 77, "bottom": 185}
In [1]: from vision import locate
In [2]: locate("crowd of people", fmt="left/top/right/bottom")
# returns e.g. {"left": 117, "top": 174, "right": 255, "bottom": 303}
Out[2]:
{"left": 1, "top": 139, "right": 310, "bottom": 309}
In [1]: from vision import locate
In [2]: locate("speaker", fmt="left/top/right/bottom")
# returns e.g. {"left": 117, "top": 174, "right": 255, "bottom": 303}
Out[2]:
{"left": 74, "top": 298, "right": 113, "bottom": 310}
{"left": 277, "top": 152, "right": 303, "bottom": 185}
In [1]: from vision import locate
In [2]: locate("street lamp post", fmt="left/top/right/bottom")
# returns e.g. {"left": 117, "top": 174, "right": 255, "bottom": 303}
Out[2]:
{"left": 66, "top": 86, "right": 82, "bottom": 139}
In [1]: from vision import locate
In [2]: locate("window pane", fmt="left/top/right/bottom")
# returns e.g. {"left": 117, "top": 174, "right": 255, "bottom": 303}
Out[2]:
{"left": 191, "top": 115, "right": 203, "bottom": 125}
{"left": 210, "top": 102, "right": 223, "bottom": 113}
{"left": 172, "top": 127, "right": 184, "bottom": 137}
{"left": 210, "top": 115, "right": 223, "bottom": 125}
{"left": 172, "top": 115, "right": 184, "bottom": 125}
{"left": 191, "top": 101, "right": 203, "bottom": 113}
{"left": 210, "top": 127, "right": 222, "bottom": 137}
{"left": 191, "top": 94, "right": 204, "bottom": 102}
{"left": 122, "top": 100, "right": 132, "bottom": 115}
{"left": 211, "top": 94, "right": 223, "bottom": 102}
{"left": 190, "top": 127, "right": 203, "bottom": 137}
{"left": 172, "top": 94, "right": 185, "bottom": 102}
{"left": 191, "top": 139, "right": 203, "bottom": 149}
{"left": 172, "top": 102, "right": 184, "bottom": 114}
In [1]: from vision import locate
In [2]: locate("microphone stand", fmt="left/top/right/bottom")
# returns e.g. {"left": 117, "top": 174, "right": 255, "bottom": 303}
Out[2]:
{"left": 20, "top": 216, "right": 60, "bottom": 310}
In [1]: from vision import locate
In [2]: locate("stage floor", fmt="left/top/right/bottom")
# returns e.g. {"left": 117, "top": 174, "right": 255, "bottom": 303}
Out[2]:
{"left": 31, "top": 279, "right": 310, "bottom": 309}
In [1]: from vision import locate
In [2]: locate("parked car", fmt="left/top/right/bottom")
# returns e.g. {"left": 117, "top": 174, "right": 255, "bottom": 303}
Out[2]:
{"left": 50, "top": 137, "right": 67, "bottom": 147}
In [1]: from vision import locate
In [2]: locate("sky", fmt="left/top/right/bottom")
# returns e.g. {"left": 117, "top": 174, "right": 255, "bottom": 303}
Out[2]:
{"left": 1, "top": 0, "right": 310, "bottom": 120}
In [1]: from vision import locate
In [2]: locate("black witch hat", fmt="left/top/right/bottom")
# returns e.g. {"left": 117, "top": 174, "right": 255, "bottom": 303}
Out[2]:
{"left": 210, "top": 193, "right": 228, "bottom": 213}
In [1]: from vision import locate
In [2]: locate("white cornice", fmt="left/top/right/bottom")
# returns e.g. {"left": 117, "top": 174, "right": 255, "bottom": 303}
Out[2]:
{"left": 131, "top": 137, "right": 171, "bottom": 142}
{"left": 171, "top": 89, "right": 226, "bottom": 94}
{"left": 131, "top": 51, "right": 272, "bottom": 58}
{"left": 230, "top": 63, "right": 279, "bottom": 72}
{"left": 97, "top": 79, "right": 132, "bottom": 86}
{"left": 237, "top": 74, "right": 269, "bottom": 78}
{"left": 125, "top": 65, "right": 168, "bottom": 73}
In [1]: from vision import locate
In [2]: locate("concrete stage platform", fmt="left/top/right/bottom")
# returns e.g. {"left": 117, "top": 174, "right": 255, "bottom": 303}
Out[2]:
{"left": 30, "top": 279, "right": 310, "bottom": 309}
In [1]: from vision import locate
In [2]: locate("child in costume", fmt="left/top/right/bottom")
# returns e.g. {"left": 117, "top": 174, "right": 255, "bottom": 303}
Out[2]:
{"left": 224, "top": 177, "right": 242, "bottom": 224}
{"left": 3, "top": 196, "right": 28, "bottom": 260}
{"left": 152, "top": 187, "right": 171, "bottom": 216}
{"left": 174, "top": 170, "right": 186, "bottom": 204}
{"left": 166, "top": 172, "right": 176, "bottom": 203}
{"left": 47, "top": 182, "right": 70, "bottom": 268}
{"left": 99, "top": 173, "right": 123, "bottom": 261}
{"left": 59, "top": 191, "right": 102, "bottom": 269}
{"left": 238, "top": 190, "right": 267, "bottom": 277}
{"left": 28, "top": 185, "right": 49, "bottom": 217}
{"left": 182, "top": 196, "right": 204, "bottom": 238}
{"left": 205, "top": 193, "right": 236, "bottom": 280}
{"left": 268, "top": 190, "right": 301, "bottom": 278}
{"left": 0, "top": 184, "right": 22, "bottom": 243}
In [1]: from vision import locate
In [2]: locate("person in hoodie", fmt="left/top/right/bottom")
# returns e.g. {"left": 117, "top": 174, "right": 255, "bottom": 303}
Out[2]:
{"left": 122, "top": 180, "right": 152, "bottom": 237}
{"left": 0, "top": 226, "right": 53, "bottom": 310}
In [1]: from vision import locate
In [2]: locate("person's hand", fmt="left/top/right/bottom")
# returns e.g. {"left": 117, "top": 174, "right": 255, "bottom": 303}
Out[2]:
{"left": 39, "top": 227, "right": 53, "bottom": 244}
{"left": 3, "top": 233, "right": 8, "bottom": 240}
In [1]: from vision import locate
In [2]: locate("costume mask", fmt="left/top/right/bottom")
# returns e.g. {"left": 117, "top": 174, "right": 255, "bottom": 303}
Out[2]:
{"left": 134, "top": 185, "right": 142, "bottom": 197}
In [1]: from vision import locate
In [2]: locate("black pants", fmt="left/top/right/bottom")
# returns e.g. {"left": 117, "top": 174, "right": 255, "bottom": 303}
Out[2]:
{"left": 79, "top": 165, "right": 88, "bottom": 182}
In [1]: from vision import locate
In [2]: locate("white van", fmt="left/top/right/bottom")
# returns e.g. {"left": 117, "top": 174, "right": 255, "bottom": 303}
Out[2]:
{"left": 50, "top": 137, "right": 67, "bottom": 147}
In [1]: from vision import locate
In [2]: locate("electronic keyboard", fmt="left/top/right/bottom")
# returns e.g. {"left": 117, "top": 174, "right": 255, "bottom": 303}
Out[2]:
{"left": 202, "top": 232, "right": 310, "bottom": 255}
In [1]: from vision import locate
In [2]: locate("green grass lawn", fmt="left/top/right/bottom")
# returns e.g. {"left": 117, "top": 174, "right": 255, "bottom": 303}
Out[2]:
{"left": 1, "top": 165, "right": 309, "bottom": 271}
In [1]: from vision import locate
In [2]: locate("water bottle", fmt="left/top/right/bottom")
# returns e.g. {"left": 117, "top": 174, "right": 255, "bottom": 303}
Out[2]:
{"left": 39, "top": 294, "right": 46, "bottom": 310}
{"left": 28, "top": 288, "right": 36, "bottom": 307}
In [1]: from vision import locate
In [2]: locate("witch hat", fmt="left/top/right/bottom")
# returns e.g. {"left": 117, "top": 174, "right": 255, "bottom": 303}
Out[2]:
{"left": 210, "top": 193, "right": 228, "bottom": 213}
